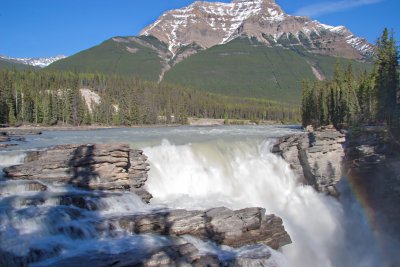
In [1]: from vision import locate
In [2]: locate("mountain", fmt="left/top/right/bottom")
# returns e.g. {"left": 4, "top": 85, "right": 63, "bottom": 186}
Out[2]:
{"left": 0, "top": 58, "right": 35, "bottom": 70}
{"left": 141, "top": 0, "right": 374, "bottom": 60}
{"left": 163, "top": 37, "right": 370, "bottom": 103}
{"left": 0, "top": 55, "right": 66, "bottom": 68}
{"left": 48, "top": 0, "right": 374, "bottom": 104}
{"left": 48, "top": 36, "right": 168, "bottom": 81}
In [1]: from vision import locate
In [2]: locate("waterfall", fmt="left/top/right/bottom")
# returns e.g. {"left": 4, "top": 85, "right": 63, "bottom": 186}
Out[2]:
{"left": 0, "top": 151, "right": 26, "bottom": 167}
{"left": 0, "top": 126, "right": 389, "bottom": 266}
{"left": 144, "top": 138, "right": 382, "bottom": 267}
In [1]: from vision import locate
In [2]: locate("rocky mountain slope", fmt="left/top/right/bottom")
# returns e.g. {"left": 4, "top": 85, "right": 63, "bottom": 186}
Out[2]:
{"left": 141, "top": 0, "right": 374, "bottom": 60}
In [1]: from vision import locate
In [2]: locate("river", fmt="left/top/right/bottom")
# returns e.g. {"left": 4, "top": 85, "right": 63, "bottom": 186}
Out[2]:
{"left": 0, "top": 125, "right": 391, "bottom": 266}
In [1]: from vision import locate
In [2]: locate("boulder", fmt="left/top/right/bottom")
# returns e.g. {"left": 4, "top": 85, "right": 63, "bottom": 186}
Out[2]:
{"left": 273, "top": 125, "right": 345, "bottom": 196}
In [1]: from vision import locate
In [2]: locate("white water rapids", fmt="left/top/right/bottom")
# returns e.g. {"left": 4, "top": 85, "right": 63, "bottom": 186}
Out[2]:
{"left": 0, "top": 126, "right": 391, "bottom": 266}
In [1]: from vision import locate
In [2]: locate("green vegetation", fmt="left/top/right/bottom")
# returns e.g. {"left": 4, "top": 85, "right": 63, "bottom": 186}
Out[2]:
{"left": 46, "top": 35, "right": 371, "bottom": 105}
{"left": 0, "top": 69, "right": 300, "bottom": 126}
{"left": 47, "top": 37, "right": 164, "bottom": 81}
{"left": 0, "top": 58, "right": 37, "bottom": 70}
{"left": 164, "top": 37, "right": 371, "bottom": 104}
{"left": 301, "top": 29, "right": 399, "bottom": 128}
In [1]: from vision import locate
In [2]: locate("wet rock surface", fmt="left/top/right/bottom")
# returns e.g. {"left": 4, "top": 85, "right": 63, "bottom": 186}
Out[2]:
{"left": 115, "top": 207, "right": 291, "bottom": 249}
{"left": 3, "top": 143, "right": 152, "bottom": 202}
{"left": 1, "top": 241, "right": 279, "bottom": 267}
{"left": 273, "top": 125, "right": 345, "bottom": 196}
{"left": 0, "top": 131, "right": 25, "bottom": 147}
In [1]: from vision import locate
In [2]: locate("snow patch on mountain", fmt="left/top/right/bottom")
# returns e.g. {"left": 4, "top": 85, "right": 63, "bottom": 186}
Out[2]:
{"left": 0, "top": 55, "right": 66, "bottom": 68}
{"left": 140, "top": 0, "right": 374, "bottom": 59}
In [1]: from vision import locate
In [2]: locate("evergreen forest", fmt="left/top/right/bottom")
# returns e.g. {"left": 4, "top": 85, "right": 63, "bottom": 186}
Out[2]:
{"left": 301, "top": 28, "right": 399, "bottom": 129}
{"left": 0, "top": 70, "right": 300, "bottom": 126}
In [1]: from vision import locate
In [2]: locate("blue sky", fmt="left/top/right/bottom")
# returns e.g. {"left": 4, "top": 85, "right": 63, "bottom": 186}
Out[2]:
{"left": 0, "top": 0, "right": 398, "bottom": 58}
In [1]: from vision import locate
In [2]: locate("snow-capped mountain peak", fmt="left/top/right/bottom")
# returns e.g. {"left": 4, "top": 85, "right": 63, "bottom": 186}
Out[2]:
{"left": 0, "top": 55, "right": 66, "bottom": 68}
{"left": 140, "top": 0, "right": 373, "bottom": 59}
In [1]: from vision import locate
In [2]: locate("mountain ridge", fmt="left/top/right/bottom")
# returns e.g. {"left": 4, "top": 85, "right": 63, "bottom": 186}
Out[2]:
{"left": 0, "top": 55, "right": 66, "bottom": 68}
{"left": 47, "top": 0, "right": 373, "bottom": 104}
{"left": 141, "top": 0, "right": 374, "bottom": 60}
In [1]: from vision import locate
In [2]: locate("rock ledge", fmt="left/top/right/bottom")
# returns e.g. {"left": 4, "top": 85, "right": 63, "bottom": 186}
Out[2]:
{"left": 273, "top": 125, "right": 345, "bottom": 196}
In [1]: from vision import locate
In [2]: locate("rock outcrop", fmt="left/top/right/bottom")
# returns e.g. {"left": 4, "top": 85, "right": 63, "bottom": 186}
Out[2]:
{"left": 3, "top": 143, "right": 152, "bottom": 202}
{"left": 115, "top": 207, "right": 291, "bottom": 250}
{"left": 273, "top": 125, "right": 345, "bottom": 196}
{"left": 0, "top": 204, "right": 290, "bottom": 267}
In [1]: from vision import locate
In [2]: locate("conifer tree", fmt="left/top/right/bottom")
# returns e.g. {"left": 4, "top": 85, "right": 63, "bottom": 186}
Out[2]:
{"left": 375, "top": 28, "right": 399, "bottom": 125}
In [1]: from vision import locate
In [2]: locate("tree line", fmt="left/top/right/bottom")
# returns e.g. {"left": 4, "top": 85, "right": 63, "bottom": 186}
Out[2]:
{"left": 0, "top": 70, "right": 301, "bottom": 126}
{"left": 301, "top": 28, "right": 399, "bottom": 128}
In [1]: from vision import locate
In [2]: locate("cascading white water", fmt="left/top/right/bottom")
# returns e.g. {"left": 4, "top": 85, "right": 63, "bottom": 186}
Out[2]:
{"left": 0, "top": 126, "right": 389, "bottom": 266}
{"left": 144, "top": 138, "right": 378, "bottom": 267}
{"left": 0, "top": 151, "right": 26, "bottom": 168}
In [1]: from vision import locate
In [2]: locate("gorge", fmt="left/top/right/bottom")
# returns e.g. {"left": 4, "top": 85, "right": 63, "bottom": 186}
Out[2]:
{"left": 1, "top": 125, "right": 398, "bottom": 266}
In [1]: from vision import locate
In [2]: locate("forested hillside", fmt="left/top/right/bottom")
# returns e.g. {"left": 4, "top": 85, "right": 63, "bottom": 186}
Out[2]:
{"left": 164, "top": 37, "right": 370, "bottom": 104}
{"left": 0, "top": 70, "right": 300, "bottom": 126}
{"left": 301, "top": 29, "right": 399, "bottom": 128}
{"left": 0, "top": 58, "right": 37, "bottom": 71}
{"left": 48, "top": 36, "right": 371, "bottom": 104}
{"left": 47, "top": 37, "right": 164, "bottom": 81}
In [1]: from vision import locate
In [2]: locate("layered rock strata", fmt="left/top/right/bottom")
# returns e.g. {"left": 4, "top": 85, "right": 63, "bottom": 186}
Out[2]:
{"left": 3, "top": 143, "right": 152, "bottom": 202}
{"left": 273, "top": 125, "right": 345, "bottom": 196}
{"left": 115, "top": 206, "right": 291, "bottom": 250}
{"left": 0, "top": 205, "right": 290, "bottom": 267}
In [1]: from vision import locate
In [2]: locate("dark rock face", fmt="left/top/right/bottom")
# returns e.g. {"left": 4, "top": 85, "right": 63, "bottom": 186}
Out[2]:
{"left": 273, "top": 126, "right": 345, "bottom": 196}
{"left": 3, "top": 143, "right": 152, "bottom": 202}
{"left": 344, "top": 128, "right": 400, "bottom": 240}
{"left": 115, "top": 207, "right": 291, "bottom": 249}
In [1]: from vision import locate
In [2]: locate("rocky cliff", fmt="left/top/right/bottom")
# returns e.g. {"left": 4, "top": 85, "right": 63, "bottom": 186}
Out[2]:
{"left": 273, "top": 125, "right": 346, "bottom": 196}
{"left": 141, "top": 0, "right": 373, "bottom": 59}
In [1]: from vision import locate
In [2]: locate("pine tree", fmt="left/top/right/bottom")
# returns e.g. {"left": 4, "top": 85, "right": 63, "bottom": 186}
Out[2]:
{"left": 375, "top": 28, "right": 399, "bottom": 125}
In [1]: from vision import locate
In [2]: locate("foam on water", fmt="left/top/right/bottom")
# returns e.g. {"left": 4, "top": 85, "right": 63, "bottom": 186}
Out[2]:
{"left": 0, "top": 151, "right": 26, "bottom": 167}
{"left": 144, "top": 138, "right": 383, "bottom": 267}
{"left": 0, "top": 126, "right": 389, "bottom": 266}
